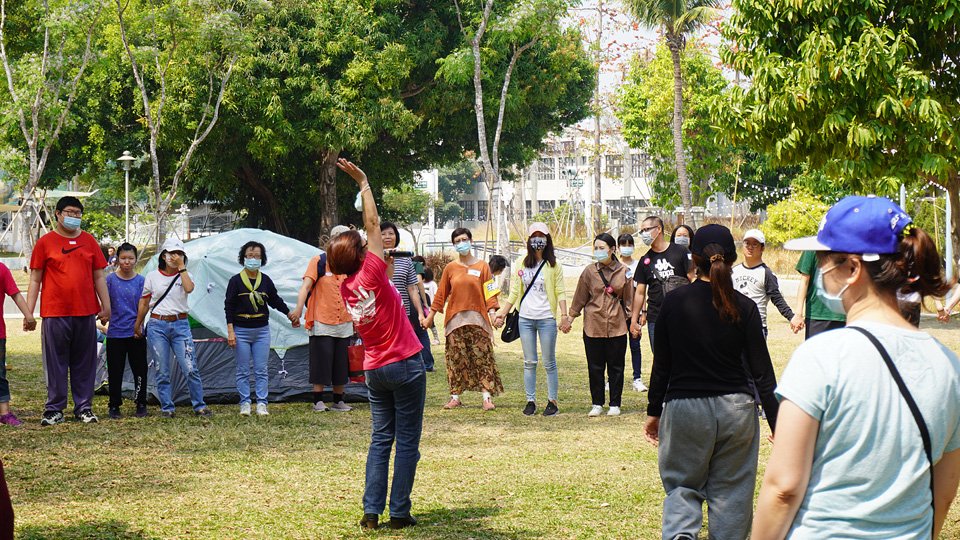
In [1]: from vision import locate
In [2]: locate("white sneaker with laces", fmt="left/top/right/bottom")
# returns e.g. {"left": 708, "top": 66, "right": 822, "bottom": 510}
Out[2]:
{"left": 256, "top": 403, "right": 269, "bottom": 416}
{"left": 607, "top": 406, "right": 621, "bottom": 416}
{"left": 588, "top": 405, "right": 604, "bottom": 417}
{"left": 239, "top": 403, "right": 251, "bottom": 416}
{"left": 330, "top": 401, "right": 352, "bottom": 411}
{"left": 632, "top": 379, "right": 648, "bottom": 392}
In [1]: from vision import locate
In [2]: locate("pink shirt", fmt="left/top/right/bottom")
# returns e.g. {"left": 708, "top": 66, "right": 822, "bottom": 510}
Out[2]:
{"left": 0, "top": 264, "right": 20, "bottom": 339}
{"left": 341, "top": 254, "right": 422, "bottom": 370}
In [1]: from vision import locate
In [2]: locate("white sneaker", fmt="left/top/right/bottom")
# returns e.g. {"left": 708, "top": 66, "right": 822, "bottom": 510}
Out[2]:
{"left": 632, "top": 379, "right": 648, "bottom": 392}
{"left": 330, "top": 401, "right": 352, "bottom": 411}
{"left": 312, "top": 401, "right": 328, "bottom": 412}
{"left": 239, "top": 403, "right": 251, "bottom": 416}
{"left": 588, "top": 405, "right": 604, "bottom": 417}
{"left": 607, "top": 406, "right": 621, "bottom": 416}
{"left": 256, "top": 403, "right": 269, "bottom": 416}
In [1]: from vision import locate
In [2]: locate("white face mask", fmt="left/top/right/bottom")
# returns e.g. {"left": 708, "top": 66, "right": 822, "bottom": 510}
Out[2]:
{"left": 674, "top": 236, "right": 690, "bottom": 246}
{"left": 640, "top": 231, "right": 654, "bottom": 246}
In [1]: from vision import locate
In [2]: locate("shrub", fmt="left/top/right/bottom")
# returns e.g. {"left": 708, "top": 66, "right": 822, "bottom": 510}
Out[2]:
{"left": 760, "top": 188, "right": 829, "bottom": 246}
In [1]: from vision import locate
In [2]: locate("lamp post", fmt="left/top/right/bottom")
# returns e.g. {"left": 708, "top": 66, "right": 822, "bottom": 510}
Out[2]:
{"left": 117, "top": 151, "right": 136, "bottom": 242}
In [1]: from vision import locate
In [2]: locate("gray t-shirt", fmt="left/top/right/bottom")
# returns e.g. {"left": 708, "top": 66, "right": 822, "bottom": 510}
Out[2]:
{"left": 732, "top": 262, "right": 794, "bottom": 328}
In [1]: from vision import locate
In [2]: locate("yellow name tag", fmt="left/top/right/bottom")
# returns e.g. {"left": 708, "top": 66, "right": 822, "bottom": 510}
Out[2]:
{"left": 483, "top": 279, "right": 500, "bottom": 300}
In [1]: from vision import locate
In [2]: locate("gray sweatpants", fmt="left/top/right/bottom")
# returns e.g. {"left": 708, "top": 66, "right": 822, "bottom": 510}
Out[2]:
{"left": 658, "top": 393, "right": 759, "bottom": 540}
{"left": 41, "top": 316, "right": 97, "bottom": 415}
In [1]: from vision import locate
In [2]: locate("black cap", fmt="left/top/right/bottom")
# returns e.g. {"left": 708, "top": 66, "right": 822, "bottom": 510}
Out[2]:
{"left": 690, "top": 224, "right": 736, "bottom": 258}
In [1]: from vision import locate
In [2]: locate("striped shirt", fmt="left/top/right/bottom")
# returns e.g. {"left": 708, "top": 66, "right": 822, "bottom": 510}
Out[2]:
{"left": 391, "top": 257, "right": 418, "bottom": 317}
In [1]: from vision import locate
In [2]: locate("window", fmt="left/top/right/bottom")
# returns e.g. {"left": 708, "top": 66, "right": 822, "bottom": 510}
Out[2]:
{"left": 538, "top": 158, "right": 555, "bottom": 182}
{"left": 538, "top": 200, "right": 556, "bottom": 214}
{"left": 560, "top": 140, "right": 575, "bottom": 153}
{"left": 460, "top": 200, "right": 475, "bottom": 221}
{"left": 478, "top": 200, "right": 488, "bottom": 221}
{"left": 631, "top": 153, "right": 647, "bottom": 179}
{"left": 525, "top": 200, "right": 533, "bottom": 219}
{"left": 606, "top": 155, "right": 623, "bottom": 178}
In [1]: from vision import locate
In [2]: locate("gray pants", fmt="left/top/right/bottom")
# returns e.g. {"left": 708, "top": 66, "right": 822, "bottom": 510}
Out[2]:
{"left": 41, "top": 316, "right": 97, "bottom": 415}
{"left": 658, "top": 393, "right": 759, "bottom": 540}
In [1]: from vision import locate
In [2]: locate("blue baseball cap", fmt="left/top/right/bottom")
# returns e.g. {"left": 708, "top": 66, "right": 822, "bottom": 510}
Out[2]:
{"left": 783, "top": 195, "right": 912, "bottom": 261}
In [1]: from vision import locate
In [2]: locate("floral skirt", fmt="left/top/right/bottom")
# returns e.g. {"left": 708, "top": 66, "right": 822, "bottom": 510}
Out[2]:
{"left": 445, "top": 325, "right": 503, "bottom": 396}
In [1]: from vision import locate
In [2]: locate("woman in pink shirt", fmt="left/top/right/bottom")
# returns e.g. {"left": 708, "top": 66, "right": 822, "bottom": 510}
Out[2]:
{"left": 326, "top": 159, "right": 424, "bottom": 532}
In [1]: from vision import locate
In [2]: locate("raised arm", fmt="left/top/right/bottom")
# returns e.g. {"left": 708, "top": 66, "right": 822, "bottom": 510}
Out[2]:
{"left": 337, "top": 159, "right": 383, "bottom": 262}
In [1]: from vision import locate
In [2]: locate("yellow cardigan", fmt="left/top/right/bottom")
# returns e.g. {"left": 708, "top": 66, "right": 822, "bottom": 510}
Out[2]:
{"left": 504, "top": 258, "right": 566, "bottom": 319}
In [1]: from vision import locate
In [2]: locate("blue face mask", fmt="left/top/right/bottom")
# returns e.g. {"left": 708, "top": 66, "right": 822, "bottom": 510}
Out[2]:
{"left": 62, "top": 216, "right": 81, "bottom": 231}
{"left": 244, "top": 258, "right": 261, "bottom": 271}
{"left": 455, "top": 241, "right": 471, "bottom": 254}
{"left": 815, "top": 266, "right": 848, "bottom": 315}
{"left": 594, "top": 249, "right": 610, "bottom": 263}
{"left": 620, "top": 246, "right": 634, "bottom": 258}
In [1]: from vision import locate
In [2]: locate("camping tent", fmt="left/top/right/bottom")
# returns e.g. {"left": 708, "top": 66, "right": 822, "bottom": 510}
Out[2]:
{"left": 110, "top": 229, "right": 368, "bottom": 405}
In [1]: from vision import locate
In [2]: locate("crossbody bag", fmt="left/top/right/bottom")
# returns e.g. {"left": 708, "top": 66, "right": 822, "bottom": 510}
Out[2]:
{"left": 500, "top": 261, "right": 545, "bottom": 343}
{"left": 596, "top": 264, "right": 629, "bottom": 324}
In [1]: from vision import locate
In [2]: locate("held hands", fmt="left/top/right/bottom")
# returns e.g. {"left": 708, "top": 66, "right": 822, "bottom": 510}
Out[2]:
{"left": 287, "top": 311, "right": 301, "bottom": 327}
{"left": 939, "top": 307, "right": 952, "bottom": 323}
{"left": 643, "top": 416, "right": 660, "bottom": 447}
{"left": 423, "top": 313, "right": 435, "bottom": 329}
{"left": 227, "top": 331, "right": 237, "bottom": 349}
{"left": 492, "top": 311, "right": 506, "bottom": 329}
{"left": 558, "top": 314, "right": 573, "bottom": 334}
{"left": 97, "top": 308, "right": 111, "bottom": 325}
{"left": 629, "top": 320, "right": 642, "bottom": 339}
{"left": 134, "top": 325, "right": 143, "bottom": 339}
{"left": 23, "top": 318, "right": 37, "bottom": 332}
{"left": 418, "top": 313, "right": 427, "bottom": 330}
{"left": 336, "top": 158, "right": 368, "bottom": 186}
{"left": 790, "top": 314, "right": 805, "bottom": 334}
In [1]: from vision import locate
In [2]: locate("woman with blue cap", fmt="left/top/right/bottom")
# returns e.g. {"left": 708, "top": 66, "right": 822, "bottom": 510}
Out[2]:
{"left": 753, "top": 195, "right": 960, "bottom": 539}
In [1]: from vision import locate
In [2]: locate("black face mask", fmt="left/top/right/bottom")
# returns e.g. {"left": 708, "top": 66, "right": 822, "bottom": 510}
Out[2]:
{"left": 529, "top": 237, "right": 546, "bottom": 251}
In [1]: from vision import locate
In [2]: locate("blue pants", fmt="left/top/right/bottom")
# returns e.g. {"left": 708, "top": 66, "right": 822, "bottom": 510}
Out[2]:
{"left": 413, "top": 324, "right": 434, "bottom": 371}
{"left": 363, "top": 353, "right": 426, "bottom": 518}
{"left": 147, "top": 318, "right": 206, "bottom": 412}
{"left": 234, "top": 325, "right": 270, "bottom": 405}
{"left": 518, "top": 317, "right": 558, "bottom": 402}
{"left": 629, "top": 333, "right": 642, "bottom": 381}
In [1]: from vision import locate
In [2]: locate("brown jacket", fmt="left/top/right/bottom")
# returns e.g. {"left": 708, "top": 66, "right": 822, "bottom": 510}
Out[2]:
{"left": 569, "top": 259, "right": 634, "bottom": 338}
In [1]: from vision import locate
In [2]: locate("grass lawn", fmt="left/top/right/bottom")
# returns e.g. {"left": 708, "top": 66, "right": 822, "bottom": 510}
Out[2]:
{"left": 4, "top": 291, "right": 960, "bottom": 539}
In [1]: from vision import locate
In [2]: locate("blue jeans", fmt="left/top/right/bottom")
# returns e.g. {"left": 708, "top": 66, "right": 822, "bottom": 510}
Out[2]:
{"left": 414, "top": 324, "right": 435, "bottom": 371}
{"left": 648, "top": 321, "right": 656, "bottom": 353}
{"left": 234, "top": 325, "right": 270, "bottom": 405}
{"left": 518, "top": 317, "right": 558, "bottom": 402}
{"left": 629, "top": 333, "right": 642, "bottom": 380}
{"left": 363, "top": 353, "right": 426, "bottom": 518}
{"left": 147, "top": 318, "right": 206, "bottom": 412}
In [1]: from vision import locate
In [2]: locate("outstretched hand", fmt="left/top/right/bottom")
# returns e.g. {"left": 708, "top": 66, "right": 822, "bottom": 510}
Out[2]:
{"left": 336, "top": 158, "right": 368, "bottom": 186}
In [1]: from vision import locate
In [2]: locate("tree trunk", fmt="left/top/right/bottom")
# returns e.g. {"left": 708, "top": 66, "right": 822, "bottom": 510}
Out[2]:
{"left": 319, "top": 149, "right": 341, "bottom": 236}
{"left": 947, "top": 173, "right": 960, "bottom": 279}
{"left": 235, "top": 164, "right": 289, "bottom": 236}
{"left": 669, "top": 40, "right": 693, "bottom": 225}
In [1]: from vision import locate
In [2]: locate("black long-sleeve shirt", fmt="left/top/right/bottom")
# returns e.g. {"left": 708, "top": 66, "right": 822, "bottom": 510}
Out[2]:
{"left": 224, "top": 272, "right": 290, "bottom": 328}
{"left": 648, "top": 280, "right": 778, "bottom": 432}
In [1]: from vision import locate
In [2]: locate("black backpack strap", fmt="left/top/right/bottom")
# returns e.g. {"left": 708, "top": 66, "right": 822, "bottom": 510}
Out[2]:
{"left": 848, "top": 326, "right": 935, "bottom": 522}
{"left": 305, "top": 253, "right": 327, "bottom": 304}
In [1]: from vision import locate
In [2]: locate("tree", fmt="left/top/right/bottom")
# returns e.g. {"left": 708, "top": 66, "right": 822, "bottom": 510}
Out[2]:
{"left": 622, "top": 0, "right": 720, "bottom": 225}
{"left": 436, "top": 158, "right": 481, "bottom": 225}
{"left": 115, "top": 0, "right": 254, "bottom": 245}
{"left": 716, "top": 0, "right": 960, "bottom": 259}
{"left": 0, "top": 0, "right": 104, "bottom": 258}
{"left": 380, "top": 184, "right": 436, "bottom": 252}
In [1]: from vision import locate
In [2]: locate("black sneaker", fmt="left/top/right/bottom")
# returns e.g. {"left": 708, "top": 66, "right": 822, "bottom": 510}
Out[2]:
{"left": 542, "top": 401, "right": 559, "bottom": 417}
{"left": 359, "top": 513, "right": 379, "bottom": 530}
{"left": 522, "top": 401, "right": 537, "bottom": 416}
{"left": 108, "top": 407, "right": 122, "bottom": 420}
{"left": 135, "top": 404, "right": 148, "bottom": 418}
{"left": 195, "top": 407, "right": 213, "bottom": 418}
{"left": 160, "top": 410, "right": 175, "bottom": 419}
{"left": 40, "top": 410, "right": 65, "bottom": 426}
{"left": 76, "top": 409, "right": 98, "bottom": 423}
{"left": 389, "top": 515, "right": 417, "bottom": 529}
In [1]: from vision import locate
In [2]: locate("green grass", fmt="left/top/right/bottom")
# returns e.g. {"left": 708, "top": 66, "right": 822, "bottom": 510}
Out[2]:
{"left": 5, "top": 292, "right": 960, "bottom": 539}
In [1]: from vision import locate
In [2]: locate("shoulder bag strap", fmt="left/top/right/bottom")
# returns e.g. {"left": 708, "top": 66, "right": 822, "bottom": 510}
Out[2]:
{"left": 151, "top": 272, "right": 182, "bottom": 311}
{"left": 514, "top": 261, "right": 545, "bottom": 312}
{"left": 849, "top": 326, "right": 935, "bottom": 523}
{"left": 596, "top": 263, "right": 628, "bottom": 316}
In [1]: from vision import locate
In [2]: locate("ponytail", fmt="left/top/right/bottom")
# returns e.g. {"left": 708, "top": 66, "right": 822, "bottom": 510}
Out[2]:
{"left": 865, "top": 225, "right": 953, "bottom": 298}
{"left": 692, "top": 244, "right": 740, "bottom": 323}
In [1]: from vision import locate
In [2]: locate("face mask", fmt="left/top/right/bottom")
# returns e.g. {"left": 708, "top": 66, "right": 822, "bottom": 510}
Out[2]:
{"left": 594, "top": 249, "right": 610, "bottom": 263}
{"left": 455, "top": 241, "right": 471, "bottom": 254}
{"left": 815, "top": 266, "right": 849, "bottom": 315}
{"left": 640, "top": 231, "right": 654, "bottom": 246}
{"left": 620, "top": 246, "right": 634, "bottom": 258}
{"left": 354, "top": 191, "right": 364, "bottom": 212}
{"left": 529, "top": 237, "right": 546, "bottom": 251}
{"left": 674, "top": 236, "right": 690, "bottom": 246}
{"left": 62, "top": 216, "right": 81, "bottom": 231}
{"left": 244, "top": 258, "right": 261, "bottom": 271}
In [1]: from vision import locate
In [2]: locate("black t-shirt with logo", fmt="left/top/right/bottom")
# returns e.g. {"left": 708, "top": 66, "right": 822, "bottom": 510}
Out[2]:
{"left": 634, "top": 243, "right": 692, "bottom": 323}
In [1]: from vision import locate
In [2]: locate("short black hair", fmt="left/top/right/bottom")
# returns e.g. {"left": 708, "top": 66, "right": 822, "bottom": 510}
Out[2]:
{"left": 117, "top": 242, "right": 138, "bottom": 259}
{"left": 451, "top": 227, "right": 472, "bottom": 244}
{"left": 617, "top": 233, "right": 634, "bottom": 247}
{"left": 488, "top": 255, "right": 508, "bottom": 274}
{"left": 423, "top": 266, "right": 435, "bottom": 282}
{"left": 238, "top": 241, "right": 267, "bottom": 266}
{"left": 642, "top": 215, "right": 663, "bottom": 230}
{"left": 380, "top": 222, "right": 401, "bottom": 244}
{"left": 56, "top": 196, "right": 83, "bottom": 214}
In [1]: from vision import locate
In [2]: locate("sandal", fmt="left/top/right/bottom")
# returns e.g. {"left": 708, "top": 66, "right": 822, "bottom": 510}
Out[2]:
{"left": 482, "top": 398, "right": 495, "bottom": 411}
{"left": 443, "top": 398, "right": 462, "bottom": 409}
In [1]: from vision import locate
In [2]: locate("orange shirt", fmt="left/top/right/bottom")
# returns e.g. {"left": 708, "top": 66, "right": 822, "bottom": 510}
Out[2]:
{"left": 430, "top": 259, "right": 499, "bottom": 327}
{"left": 303, "top": 255, "right": 351, "bottom": 328}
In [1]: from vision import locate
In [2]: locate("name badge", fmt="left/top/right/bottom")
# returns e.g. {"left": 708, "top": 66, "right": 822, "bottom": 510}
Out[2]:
{"left": 69, "top": 241, "right": 77, "bottom": 245}
{"left": 325, "top": 272, "right": 333, "bottom": 277}
{"left": 467, "top": 269, "right": 481, "bottom": 277}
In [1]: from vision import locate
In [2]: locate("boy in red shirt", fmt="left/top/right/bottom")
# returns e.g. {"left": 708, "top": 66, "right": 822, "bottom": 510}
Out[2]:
{"left": 26, "top": 196, "right": 110, "bottom": 425}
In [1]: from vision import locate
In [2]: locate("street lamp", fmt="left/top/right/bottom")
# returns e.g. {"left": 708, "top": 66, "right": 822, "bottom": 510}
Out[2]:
{"left": 117, "top": 150, "right": 136, "bottom": 242}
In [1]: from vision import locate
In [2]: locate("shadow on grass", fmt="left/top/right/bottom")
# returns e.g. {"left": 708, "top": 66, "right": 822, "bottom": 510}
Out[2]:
{"left": 16, "top": 519, "right": 159, "bottom": 540}
{"left": 345, "top": 506, "right": 541, "bottom": 540}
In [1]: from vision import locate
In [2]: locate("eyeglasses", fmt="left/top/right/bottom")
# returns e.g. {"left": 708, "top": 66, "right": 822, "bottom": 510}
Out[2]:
{"left": 60, "top": 210, "right": 83, "bottom": 217}
{"left": 640, "top": 225, "right": 659, "bottom": 233}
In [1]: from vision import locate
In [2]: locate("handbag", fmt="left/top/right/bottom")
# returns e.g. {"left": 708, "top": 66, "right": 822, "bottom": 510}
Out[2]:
{"left": 849, "top": 326, "right": 934, "bottom": 533}
{"left": 348, "top": 334, "right": 365, "bottom": 383}
{"left": 501, "top": 261, "right": 545, "bottom": 343}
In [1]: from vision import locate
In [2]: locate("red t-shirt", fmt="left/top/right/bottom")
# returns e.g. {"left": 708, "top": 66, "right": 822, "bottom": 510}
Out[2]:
{"left": 30, "top": 230, "right": 107, "bottom": 317}
{"left": 0, "top": 264, "right": 19, "bottom": 339}
{"left": 341, "top": 254, "right": 422, "bottom": 370}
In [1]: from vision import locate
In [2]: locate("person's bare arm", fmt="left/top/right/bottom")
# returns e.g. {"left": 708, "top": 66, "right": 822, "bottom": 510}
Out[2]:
{"left": 94, "top": 269, "right": 110, "bottom": 323}
{"left": 133, "top": 296, "right": 150, "bottom": 339}
{"left": 751, "top": 400, "right": 819, "bottom": 540}
{"left": 26, "top": 268, "right": 42, "bottom": 318}
{"left": 292, "top": 276, "right": 316, "bottom": 320}
{"left": 337, "top": 159, "right": 383, "bottom": 262}
{"left": 12, "top": 292, "right": 36, "bottom": 331}
{"left": 792, "top": 273, "right": 810, "bottom": 333}
{"left": 630, "top": 282, "right": 647, "bottom": 337}
{"left": 934, "top": 448, "right": 960, "bottom": 537}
